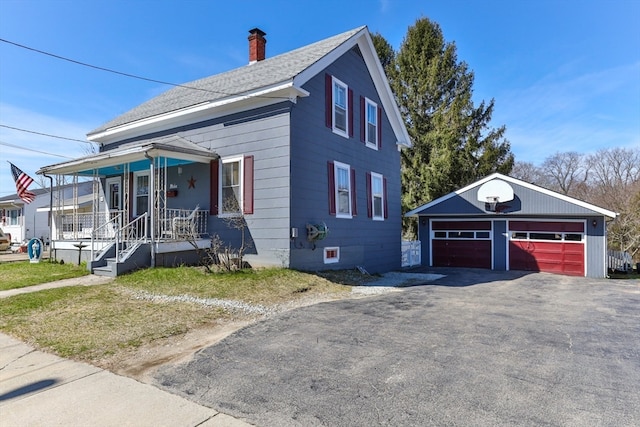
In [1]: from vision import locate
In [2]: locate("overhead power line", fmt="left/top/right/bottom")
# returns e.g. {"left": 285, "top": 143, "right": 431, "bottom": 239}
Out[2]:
{"left": 0, "top": 38, "right": 289, "bottom": 100}
{"left": 0, "top": 124, "right": 94, "bottom": 144}
{"left": 0, "top": 140, "right": 74, "bottom": 159}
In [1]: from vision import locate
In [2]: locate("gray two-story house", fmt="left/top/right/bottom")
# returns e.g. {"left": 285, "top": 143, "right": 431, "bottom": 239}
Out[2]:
{"left": 38, "top": 26, "right": 411, "bottom": 276}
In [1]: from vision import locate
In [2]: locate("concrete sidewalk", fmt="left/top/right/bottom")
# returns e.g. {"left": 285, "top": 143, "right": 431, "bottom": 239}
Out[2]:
{"left": 0, "top": 334, "right": 252, "bottom": 426}
{"left": 0, "top": 274, "right": 115, "bottom": 299}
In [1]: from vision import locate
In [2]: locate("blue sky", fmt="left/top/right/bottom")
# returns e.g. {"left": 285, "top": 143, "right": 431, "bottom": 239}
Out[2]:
{"left": 1, "top": 0, "right": 638, "bottom": 196}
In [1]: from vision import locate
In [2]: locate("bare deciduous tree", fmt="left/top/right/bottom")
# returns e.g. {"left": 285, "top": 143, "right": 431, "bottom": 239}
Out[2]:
{"left": 540, "top": 151, "right": 589, "bottom": 199}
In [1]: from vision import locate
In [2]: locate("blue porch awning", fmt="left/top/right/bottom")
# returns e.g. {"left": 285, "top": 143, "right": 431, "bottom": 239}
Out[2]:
{"left": 37, "top": 135, "right": 218, "bottom": 176}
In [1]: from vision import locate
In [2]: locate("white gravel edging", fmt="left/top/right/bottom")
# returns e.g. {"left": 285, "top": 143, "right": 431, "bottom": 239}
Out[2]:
{"left": 129, "top": 290, "right": 273, "bottom": 315}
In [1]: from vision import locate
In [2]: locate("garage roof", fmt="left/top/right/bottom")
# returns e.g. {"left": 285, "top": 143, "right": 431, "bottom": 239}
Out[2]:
{"left": 405, "top": 173, "right": 618, "bottom": 218}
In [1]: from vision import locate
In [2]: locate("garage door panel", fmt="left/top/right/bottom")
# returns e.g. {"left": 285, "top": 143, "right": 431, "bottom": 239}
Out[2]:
{"left": 509, "top": 241, "right": 584, "bottom": 276}
{"left": 433, "top": 240, "right": 491, "bottom": 269}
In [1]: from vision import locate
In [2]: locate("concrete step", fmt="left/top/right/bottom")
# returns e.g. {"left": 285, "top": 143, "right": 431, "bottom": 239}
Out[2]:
{"left": 92, "top": 266, "right": 116, "bottom": 278}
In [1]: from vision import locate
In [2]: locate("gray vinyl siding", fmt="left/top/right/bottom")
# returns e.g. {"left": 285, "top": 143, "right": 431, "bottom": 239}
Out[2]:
{"left": 493, "top": 220, "right": 507, "bottom": 270}
{"left": 585, "top": 216, "right": 607, "bottom": 278}
{"left": 417, "top": 181, "right": 604, "bottom": 217}
{"left": 418, "top": 219, "right": 431, "bottom": 267}
{"left": 175, "top": 103, "right": 292, "bottom": 267}
{"left": 289, "top": 47, "right": 401, "bottom": 273}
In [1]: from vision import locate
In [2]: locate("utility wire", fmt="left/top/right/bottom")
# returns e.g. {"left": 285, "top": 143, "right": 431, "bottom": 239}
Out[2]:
{"left": 0, "top": 140, "right": 74, "bottom": 159}
{"left": 0, "top": 124, "right": 94, "bottom": 144}
{"left": 0, "top": 38, "right": 290, "bottom": 100}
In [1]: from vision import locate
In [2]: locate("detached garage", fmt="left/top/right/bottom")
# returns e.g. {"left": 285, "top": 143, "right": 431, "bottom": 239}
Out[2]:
{"left": 406, "top": 173, "right": 617, "bottom": 278}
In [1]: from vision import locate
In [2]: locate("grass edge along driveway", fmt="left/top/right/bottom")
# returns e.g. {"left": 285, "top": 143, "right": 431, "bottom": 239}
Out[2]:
{"left": 0, "top": 266, "right": 356, "bottom": 365}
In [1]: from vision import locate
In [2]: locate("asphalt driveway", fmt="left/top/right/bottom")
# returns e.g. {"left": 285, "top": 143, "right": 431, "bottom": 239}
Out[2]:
{"left": 155, "top": 270, "right": 640, "bottom": 426}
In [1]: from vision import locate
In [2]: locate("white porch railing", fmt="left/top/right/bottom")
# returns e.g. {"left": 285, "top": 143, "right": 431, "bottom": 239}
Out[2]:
{"left": 160, "top": 208, "right": 208, "bottom": 240}
{"left": 402, "top": 240, "right": 421, "bottom": 267}
{"left": 608, "top": 250, "right": 633, "bottom": 271}
{"left": 59, "top": 212, "right": 115, "bottom": 240}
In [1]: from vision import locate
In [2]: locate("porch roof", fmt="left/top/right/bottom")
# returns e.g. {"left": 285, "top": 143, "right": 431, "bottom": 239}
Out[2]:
{"left": 37, "top": 136, "right": 217, "bottom": 176}
{"left": 35, "top": 193, "right": 94, "bottom": 212}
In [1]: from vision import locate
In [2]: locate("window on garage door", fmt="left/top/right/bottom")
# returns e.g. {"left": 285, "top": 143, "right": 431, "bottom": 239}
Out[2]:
{"left": 511, "top": 232, "right": 583, "bottom": 242}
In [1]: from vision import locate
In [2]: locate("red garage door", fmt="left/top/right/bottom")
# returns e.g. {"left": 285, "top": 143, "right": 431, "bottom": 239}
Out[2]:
{"left": 432, "top": 221, "right": 492, "bottom": 269}
{"left": 508, "top": 221, "right": 585, "bottom": 276}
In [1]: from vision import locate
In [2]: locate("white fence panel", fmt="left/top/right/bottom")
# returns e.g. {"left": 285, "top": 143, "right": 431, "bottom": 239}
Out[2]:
{"left": 402, "top": 241, "right": 421, "bottom": 267}
{"left": 608, "top": 250, "right": 632, "bottom": 271}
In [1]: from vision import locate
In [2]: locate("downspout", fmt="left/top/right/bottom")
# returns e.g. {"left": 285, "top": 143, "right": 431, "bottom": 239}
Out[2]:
{"left": 144, "top": 152, "right": 155, "bottom": 268}
{"left": 42, "top": 173, "right": 54, "bottom": 262}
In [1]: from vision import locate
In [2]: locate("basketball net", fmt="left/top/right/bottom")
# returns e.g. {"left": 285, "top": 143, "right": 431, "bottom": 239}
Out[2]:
{"left": 486, "top": 196, "right": 499, "bottom": 212}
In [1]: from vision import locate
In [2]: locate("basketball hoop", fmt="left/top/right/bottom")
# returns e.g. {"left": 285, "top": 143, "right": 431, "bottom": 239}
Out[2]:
{"left": 486, "top": 196, "right": 499, "bottom": 212}
{"left": 477, "top": 179, "right": 514, "bottom": 213}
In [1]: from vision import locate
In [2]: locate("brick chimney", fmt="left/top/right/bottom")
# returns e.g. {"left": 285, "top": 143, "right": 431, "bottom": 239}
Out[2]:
{"left": 248, "top": 28, "right": 267, "bottom": 64}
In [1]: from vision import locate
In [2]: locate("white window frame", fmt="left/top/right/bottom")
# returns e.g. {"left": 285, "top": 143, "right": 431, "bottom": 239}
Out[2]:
{"left": 219, "top": 156, "right": 244, "bottom": 217}
{"left": 132, "top": 171, "right": 150, "bottom": 217}
{"left": 365, "top": 97, "right": 378, "bottom": 150}
{"left": 334, "top": 161, "right": 352, "bottom": 219}
{"left": 324, "top": 246, "right": 340, "bottom": 264}
{"left": 6, "top": 208, "right": 21, "bottom": 226}
{"left": 370, "top": 172, "right": 384, "bottom": 221}
{"left": 332, "top": 76, "right": 349, "bottom": 138}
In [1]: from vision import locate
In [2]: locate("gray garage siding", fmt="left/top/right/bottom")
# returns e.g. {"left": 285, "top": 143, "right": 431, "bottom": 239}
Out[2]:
{"left": 289, "top": 47, "right": 401, "bottom": 273}
{"left": 423, "top": 181, "right": 605, "bottom": 217}
{"left": 585, "top": 216, "right": 607, "bottom": 278}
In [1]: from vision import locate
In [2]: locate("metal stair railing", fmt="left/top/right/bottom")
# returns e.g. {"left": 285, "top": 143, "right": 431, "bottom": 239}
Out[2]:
{"left": 116, "top": 213, "right": 148, "bottom": 262}
{"left": 90, "top": 212, "right": 122, "bottom": 261}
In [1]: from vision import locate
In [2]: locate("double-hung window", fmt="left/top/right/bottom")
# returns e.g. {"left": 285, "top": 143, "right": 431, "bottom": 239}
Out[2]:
{"left": 220, "top": 157, "right": 243, "bottom": 215}
{"left": 360, "top": 96, "right": 382, "bottom": 149}
{"left": 328, "top": 161, "right": 356, "bottom": 219}
{"left": 367, "top": 171, "right": 387, "bottom": 220}
{"left": 335, "top": 162, "right": 351, "bottom": 217}
{"left": 325, "top": 74, "right": 353, "bottom": 137}
{"left": 333, "top": 77, "right": 348, "bottom": 136}
{"left": 365, "top": 98, "right": 378, "bottom": 149}
{"left": 370, "top": 172, "right": 384, "bottom": 220}
{"left": 211, "top": 155, "right": 254, "bottom": 216}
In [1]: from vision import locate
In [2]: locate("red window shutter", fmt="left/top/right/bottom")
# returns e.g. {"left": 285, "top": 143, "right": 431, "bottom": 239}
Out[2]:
{"left": 327, "top": 161, "right": 336, "bottom": 215}
{"left": 378, "top": 106, "right": 383, "bottom": 149}
{"left": 210, "top": 160, "right": 219, "bottom": 215}
{"left": 348, "top": 88, "right": 354, "bottom": 138}
{"left": 243, "top": 155, "right": 254, "bottom": 215}
{"left": 360, "top": 96, "right": 366, "bottom": 143}
{"left": 366, "top": 172, "right": 372, "bottom": 218}
{"left": 383, "top": 177, "right": 388, "bottom": 219}
{"left": 325, "top": 74, "right": 332, "bottom": 129}
{"left": 351, "top": 167, "right": 357, "bottom": 216}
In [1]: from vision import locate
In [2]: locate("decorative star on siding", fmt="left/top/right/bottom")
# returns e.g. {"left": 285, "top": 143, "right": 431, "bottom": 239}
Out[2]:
{"left": 187, "top": 176, "right": 197, "bottom": 189}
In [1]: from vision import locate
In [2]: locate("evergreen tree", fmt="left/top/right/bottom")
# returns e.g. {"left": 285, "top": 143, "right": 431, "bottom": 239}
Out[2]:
{"left": 373, "top": 19, "right": 513, "bottom": 237}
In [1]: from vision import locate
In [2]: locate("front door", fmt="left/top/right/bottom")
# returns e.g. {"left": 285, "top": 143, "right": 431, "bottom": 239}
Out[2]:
{"left": 105, "top": 177, "right": 121, "bottom": 212}
{"left": 133, "top": 171, "right": 150, "bottom": 218}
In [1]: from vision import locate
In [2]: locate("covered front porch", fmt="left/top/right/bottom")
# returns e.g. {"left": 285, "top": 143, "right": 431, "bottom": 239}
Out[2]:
{"left": 38, "top": 136, "right": 217, "bottom": 275}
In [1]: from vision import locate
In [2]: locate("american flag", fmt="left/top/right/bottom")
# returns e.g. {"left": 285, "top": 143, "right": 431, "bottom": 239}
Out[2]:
{"left": 9, "top": 162, "right": 36, "bottom": 204}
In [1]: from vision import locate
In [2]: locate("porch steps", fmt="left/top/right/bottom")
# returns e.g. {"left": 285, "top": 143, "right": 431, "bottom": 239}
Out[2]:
{"left": 92, "top": 243, "right": 151, "bottom": 277}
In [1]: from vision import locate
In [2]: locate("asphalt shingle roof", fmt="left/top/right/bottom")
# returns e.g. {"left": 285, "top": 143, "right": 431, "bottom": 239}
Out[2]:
{"left": 89, "top": 26, "right": 365, "bottom": 136}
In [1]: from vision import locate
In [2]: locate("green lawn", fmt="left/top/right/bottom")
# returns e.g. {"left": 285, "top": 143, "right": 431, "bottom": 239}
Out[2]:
{"left": 0, "top": 261, "right": 89, "bottom": 291}
{"left": 0, "top": 266, "right": 353, "bottom": 364}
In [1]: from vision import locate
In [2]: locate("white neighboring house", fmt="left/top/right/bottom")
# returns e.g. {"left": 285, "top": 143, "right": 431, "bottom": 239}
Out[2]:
{"left": 0, "top": 181, "right": 94, "bottom": 247}
{"left": 0, "top": 188, "right": 51, "bottom": 246}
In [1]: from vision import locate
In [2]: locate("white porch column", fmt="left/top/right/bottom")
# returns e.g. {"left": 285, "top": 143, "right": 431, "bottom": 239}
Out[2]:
{"left": 146, "top": 153, "right": 155, "bottom": 267}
